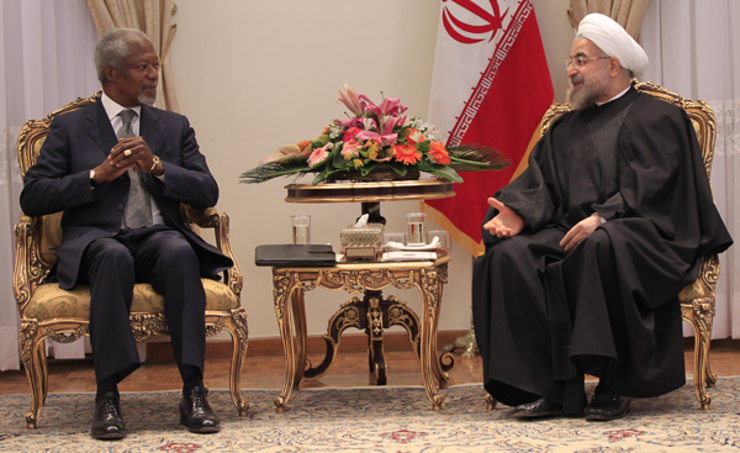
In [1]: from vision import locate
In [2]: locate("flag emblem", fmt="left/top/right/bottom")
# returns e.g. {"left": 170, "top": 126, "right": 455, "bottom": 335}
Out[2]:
{"left": 442, "top": 0, "right": 510, "bottom": 44}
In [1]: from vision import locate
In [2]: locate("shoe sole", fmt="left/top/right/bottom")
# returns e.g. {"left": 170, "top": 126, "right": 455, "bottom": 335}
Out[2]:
{"left": 585, "top": 407, "right": 630, "bottom": 422}
{"left": 180, "top": 415, "right": 221, "bottom": 433}
{"left": 91, "top": 431, "right": 125, "bottom": 440}
{"left": 186, "top": 426, "right": 221, "bottom": 434}
{"left": 512, "top": 410, "right": 562, "bottom": 420}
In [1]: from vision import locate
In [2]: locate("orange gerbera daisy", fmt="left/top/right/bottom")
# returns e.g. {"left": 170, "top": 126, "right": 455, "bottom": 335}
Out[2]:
{"left": 392, "top": 143, "right": 421, "bottom": 165}
{"left": 429, "top": 141, "right": 451, "bottom": 165}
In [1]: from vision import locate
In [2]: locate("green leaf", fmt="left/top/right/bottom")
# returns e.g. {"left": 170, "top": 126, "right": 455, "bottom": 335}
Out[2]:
{"left": 312, "top": 135, "right": 330, "bottom": 148}
{"left": 425, "top": 166, "right": 463, "bottom": 183}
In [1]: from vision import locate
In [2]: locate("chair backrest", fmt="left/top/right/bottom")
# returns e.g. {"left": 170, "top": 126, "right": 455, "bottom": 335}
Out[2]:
{"left": 539, "top": 80, "right": 716, "bottom": 180}
{"left": 16, "top": 92, "right": 101, "bottom": 268}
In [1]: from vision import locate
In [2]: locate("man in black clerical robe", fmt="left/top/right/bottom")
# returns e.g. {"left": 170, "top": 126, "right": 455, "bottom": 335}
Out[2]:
{"left": 472, "top": 13, "right": 732, "bottom": 421}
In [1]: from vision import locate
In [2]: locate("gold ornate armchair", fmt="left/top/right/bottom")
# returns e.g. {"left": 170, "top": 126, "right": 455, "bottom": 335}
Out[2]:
{"left": 537, "top": 80, "right": 720, "bottom": 409}
{"left": 14, "top": 92, "right": 249, "bottom": 428}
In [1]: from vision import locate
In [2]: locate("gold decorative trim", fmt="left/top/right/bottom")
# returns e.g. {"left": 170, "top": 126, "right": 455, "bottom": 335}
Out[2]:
{"left": 285, "top": 179, "right": 455, "bottom": 204}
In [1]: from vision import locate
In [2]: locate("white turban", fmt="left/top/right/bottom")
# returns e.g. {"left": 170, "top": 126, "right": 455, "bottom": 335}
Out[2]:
{"left": 576, "top": 13, "right": 648, "bottom": 78}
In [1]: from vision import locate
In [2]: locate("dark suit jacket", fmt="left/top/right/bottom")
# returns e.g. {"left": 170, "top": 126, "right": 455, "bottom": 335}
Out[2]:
{"left": 20, "top": 98, "right": 232, "bottom": 289}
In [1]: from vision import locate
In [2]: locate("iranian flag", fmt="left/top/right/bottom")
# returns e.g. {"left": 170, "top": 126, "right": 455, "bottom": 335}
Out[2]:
{"left": 423, "top": 0, "right": 553, "bottom": 256}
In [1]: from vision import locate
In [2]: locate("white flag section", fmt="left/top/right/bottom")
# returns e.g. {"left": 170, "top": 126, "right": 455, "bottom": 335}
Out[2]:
{"left": 423, "top": 0, "right": 553, "bottom": 256}
{"left": 428, "top": 0, "right": 519, "bottom": 143}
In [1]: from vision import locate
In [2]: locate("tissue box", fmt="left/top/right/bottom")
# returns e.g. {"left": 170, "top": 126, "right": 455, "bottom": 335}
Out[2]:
{"left": 340, "top": 223, "right": 384, "bottom": 246}
{"left": 341, "top": 223, "right": 384, "bottom": 260}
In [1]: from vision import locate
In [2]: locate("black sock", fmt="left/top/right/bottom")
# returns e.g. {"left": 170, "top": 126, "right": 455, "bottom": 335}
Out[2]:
{"left": 96, "top": 376, "right": 119, "bottom": 402}
{"left": 181, "top": 366, "right": 204, "bottom": 396}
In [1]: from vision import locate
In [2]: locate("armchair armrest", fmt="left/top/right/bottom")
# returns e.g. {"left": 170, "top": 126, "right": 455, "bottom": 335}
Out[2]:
{"left": 181, "top": 204, "right": 243, "bottom": 298}
{"left": 14, "top": 215, "right": 46, "bottom": 317}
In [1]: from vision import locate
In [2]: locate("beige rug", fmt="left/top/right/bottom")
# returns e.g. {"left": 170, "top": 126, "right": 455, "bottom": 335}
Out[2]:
{"left": 1, "top": 378, "right": 739, "bottom": 452}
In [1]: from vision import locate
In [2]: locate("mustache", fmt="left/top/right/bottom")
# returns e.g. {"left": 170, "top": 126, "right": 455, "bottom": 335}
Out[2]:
{"left": 569, "top": 74, "right": 584, "bottom": 87}
{"left": 139, "top": 82, "right": 158, "bottom": 91}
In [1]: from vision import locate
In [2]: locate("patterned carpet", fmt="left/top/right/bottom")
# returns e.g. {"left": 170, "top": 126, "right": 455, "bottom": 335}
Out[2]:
{"left": 1, "top": 378, "right": 739, "bottom": 452}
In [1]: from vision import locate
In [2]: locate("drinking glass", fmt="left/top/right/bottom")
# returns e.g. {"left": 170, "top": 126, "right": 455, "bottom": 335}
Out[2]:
{"left": 405, "top": 212, "right": 427, "bottom": 246}
{"left": 291, "top": 214, "right": 311, "bottom": 244}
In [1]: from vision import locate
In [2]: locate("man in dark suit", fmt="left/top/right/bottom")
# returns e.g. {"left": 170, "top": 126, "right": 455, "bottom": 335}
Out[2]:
{"left": 20, "top": 28, "right": 232, "bottom": 439}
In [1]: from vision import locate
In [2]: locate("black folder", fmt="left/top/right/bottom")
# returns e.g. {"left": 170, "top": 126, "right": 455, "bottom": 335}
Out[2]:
{"left": 254, "top": 244, "right": 336, "bottom": 267}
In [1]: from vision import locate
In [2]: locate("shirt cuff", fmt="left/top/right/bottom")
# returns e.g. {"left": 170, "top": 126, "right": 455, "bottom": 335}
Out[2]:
{"left": 592, "top": 212, "right": 607, "bottom": 224}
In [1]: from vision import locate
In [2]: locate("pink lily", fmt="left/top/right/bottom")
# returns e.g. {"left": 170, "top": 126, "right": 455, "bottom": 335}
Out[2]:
{"left": 355, "top": 116, "right": 400, "bottom": 146}
{"left": 337, "top": 84, "right": 365, "bottom": 117}
{"left": 359, "top": 95, "right": 408, "bottom": 117}
{"left": 336, "top": 116, "right": 363, "bottom": 129}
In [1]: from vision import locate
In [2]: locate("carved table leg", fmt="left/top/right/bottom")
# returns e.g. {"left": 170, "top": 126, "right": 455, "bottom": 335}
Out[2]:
{"left": 291, "top": 288, "right": 309, "bottom": 388}
{"left": 386, "top": 295, "right": 421, "bottom": 363}
{"left": 419, "top": 268, "right": 446, "bottom": 410}
{"left": 304, "top": 297, "right": 363, "bottom": 380}
{"left": 305, "top": 291, "right": 422, "bottom": 386}
{"left": 367, "top": 294, "right": 387, "bottom": 384}
{"left": 273, "top": 271, "right": 303, "bottom": 413}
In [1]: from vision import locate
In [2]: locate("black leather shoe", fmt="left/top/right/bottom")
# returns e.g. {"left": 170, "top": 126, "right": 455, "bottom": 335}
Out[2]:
{"left": 513, "top": 397, "right": 562, "bottom": 419}
{"left": 91, "top": 392, "right": 125, "bottom": 440}
{"left": 585, "top": 386, "right": 631, "bottom": 421}
{"left": 180, "top": 386, "right": 221, "bottom": 433}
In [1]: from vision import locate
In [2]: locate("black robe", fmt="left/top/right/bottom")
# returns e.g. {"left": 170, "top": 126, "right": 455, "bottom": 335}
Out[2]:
{"left": 472, "top": 87, "right": 732, "bottom": 414}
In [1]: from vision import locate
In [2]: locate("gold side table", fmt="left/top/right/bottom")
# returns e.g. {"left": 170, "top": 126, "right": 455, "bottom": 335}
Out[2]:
{"left": 270, "top": 179, "right": 456, "bottom": 412}
{"left": 269, "top": 255, "right": 454, "bottom": 413}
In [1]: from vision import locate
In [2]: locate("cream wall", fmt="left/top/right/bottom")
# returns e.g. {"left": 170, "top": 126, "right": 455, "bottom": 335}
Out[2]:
{"left": 168, "top": 0, "right": 574, "bottom": 340}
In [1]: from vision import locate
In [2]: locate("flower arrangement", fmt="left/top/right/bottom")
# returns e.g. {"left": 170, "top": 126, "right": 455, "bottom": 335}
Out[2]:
{"left": 240, "top": 85, "right": 507, "bottom": 185}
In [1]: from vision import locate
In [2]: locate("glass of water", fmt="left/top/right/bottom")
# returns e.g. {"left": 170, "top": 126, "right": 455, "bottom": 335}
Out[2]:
{"left": 291, "top": 214, "right": 311, "bottom": 244}
{"left": 405, "top": 212, "right": 427, "bottom": 246}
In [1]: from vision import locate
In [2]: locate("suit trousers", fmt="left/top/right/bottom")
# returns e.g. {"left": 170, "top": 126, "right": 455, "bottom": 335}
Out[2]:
{"left": 79, "top": 226, "right": 207, "bottom": 384}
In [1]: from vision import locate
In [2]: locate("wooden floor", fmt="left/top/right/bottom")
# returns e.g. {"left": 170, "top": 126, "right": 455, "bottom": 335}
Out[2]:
{"left": 1, "top": 338, "right": 739, "bottom": 395}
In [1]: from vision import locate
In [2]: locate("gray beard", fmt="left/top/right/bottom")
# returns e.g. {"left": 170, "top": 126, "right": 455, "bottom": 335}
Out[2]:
{"left": 567, "top": 86, "right": 596, "bottom": 110}
{"left": 138, "top": 85, "right": 157, "bottom": 106}
{"left": 567, "top": 73, "right": 609, "bottom": 110}
{"left": 138, "top": 93, "right": 156, "bottom": 106}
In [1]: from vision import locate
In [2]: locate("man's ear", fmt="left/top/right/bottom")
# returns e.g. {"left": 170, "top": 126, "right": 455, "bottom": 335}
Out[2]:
{"left": 608, "top": 57, "right": 622, "bottom": 77}
{"left": 103, "top": 66, "right": 118, "bottom": 83}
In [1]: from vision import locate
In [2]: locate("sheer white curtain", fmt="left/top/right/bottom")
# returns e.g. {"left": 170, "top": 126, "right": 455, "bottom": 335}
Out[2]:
{"left": 640, "top": 0, "right": 740, "bottom": 339}
{"left": 0, "top": 0, "right": 99, "bottom": 370}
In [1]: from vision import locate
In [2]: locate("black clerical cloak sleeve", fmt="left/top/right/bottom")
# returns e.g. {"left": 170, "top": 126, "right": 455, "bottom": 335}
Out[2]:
{"left": 480, "top": 117, "right": 563, "bottom": 247}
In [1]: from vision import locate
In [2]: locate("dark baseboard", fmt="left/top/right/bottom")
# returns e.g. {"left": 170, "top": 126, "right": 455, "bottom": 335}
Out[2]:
{"left": 145, "top": 329, "right": 475, "bottom": 364}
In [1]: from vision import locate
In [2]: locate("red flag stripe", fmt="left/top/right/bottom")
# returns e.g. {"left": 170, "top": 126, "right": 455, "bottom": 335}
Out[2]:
{"left": 425, "top": 1, "right": 553, "bottom": 255}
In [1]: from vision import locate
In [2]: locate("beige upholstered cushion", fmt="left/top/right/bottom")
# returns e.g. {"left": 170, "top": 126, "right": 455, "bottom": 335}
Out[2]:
{"left": 25, "top": 279, "right": 239, "bottom": 321}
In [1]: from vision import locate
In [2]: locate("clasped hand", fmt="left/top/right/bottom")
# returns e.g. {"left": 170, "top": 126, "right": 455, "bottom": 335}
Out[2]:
{"left": 93, "top": 137, "right": 158, "bottom": 183}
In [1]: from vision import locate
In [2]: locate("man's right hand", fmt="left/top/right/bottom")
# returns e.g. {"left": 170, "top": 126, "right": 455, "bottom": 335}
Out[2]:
{"left": 483, "top": 197, "right": 525, "bottom": 239}
{"left": 91, "top": 149, "right": 135, "bottom": 184}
